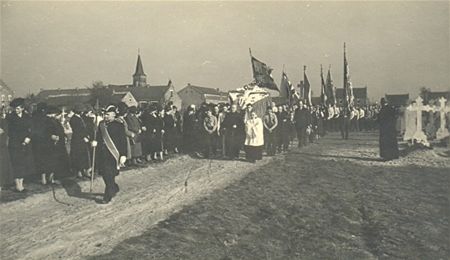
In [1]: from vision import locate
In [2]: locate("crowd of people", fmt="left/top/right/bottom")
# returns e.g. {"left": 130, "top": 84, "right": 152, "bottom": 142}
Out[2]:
{"left": 0, "top": 97, "right": 383, "bottom": 203}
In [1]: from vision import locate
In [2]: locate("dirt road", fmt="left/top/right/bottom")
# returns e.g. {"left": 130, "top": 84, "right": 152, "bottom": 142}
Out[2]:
{"left": 92, "top": 133, "right": 449, "bottom": 260}
{"left": 1, "top": 132, "right": 449, "bottom": 259}
{"left": 0, "top": 152, "right": 274, "bottom": 260}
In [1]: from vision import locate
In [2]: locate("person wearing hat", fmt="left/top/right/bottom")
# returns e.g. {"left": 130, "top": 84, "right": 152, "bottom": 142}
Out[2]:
{"left": 378, "top": 98, "right": 399, "bottom": 161}
{"left": 68, "top": 103, "right": 92, "bottom": 178}
{"left": 92, "top": 104, "right": 127, "bottom": 204}
{"left": 7, "top": 98, "right": 35, "bottom": 192}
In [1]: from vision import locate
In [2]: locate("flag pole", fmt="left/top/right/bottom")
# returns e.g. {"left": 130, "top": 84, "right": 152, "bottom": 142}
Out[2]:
{"left": 89, "top": 99, "right": 99, "bottom": 193}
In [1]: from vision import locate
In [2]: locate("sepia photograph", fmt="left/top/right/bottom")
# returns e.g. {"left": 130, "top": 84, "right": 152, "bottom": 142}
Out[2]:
{"left": 0, "top": 1, "right": 449, "bottom": 259}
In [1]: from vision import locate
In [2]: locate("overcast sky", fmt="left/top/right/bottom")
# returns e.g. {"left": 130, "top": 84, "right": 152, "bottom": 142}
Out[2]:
{"left": 1, "top": 1, "right": 449, "bottom": 100}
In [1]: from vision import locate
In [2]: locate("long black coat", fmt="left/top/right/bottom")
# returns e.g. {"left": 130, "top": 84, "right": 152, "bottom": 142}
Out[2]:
{"left": 96, "top": 120, "right": 127, "bottom": 176}
{"left": 378, "top": 105, "right": 399, "bottom": 160}
{"left": 222, "top": 111, "right": 244, "bottom": 158}
{"left": 47, "top": 117, "right": 70, "bottom": 177}
{"left": 31, "top": 112, "right": 51, "bottom": 174}
{"left": 294, "top": 108, "right": 311, "bottom": 129}
{"left": 7, "top": 112, "right": 35, "bottom": 178}
{"left": 69, "top": 114, "right": 91, "bottom": 172}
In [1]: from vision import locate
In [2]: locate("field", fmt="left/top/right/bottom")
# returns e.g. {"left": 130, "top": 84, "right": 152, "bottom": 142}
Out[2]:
{"left": 1, "top": 132, "right": 449, "bottom": 259}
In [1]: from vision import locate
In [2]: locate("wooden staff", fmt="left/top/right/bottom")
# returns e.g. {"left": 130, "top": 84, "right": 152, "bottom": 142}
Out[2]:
{"left": 90, "top": 99, "right": 99, "bottom": 192}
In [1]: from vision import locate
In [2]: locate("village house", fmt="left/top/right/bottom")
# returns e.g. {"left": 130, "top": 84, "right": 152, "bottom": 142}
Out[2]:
{"left": 177, "top": 84, "right": 229, "bottom": 110}
{"left": 385, "top": 94, "right": 410, "bottom": 107}
{"left": 34, "top": 54, "right": 182, "bottom": 109}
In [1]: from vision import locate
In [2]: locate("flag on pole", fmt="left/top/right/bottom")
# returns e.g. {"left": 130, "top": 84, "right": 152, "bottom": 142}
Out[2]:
{"left": 280, "top": 71, "right": 294, "bottom": 100}
{"left": 249, "top": 49, "right": 279, "bottom": 91}
{"left": 303, "top": 66, "right": 312, "bottom": 106}
{"left": 320, "top": 65, "right": 327, "bottom": 106}
{"left": 343, "top": 43, "right": 354, "bottom": 108}
{"left": 282, "top": 71, "right": 297, "bottom": 105}
{"left": 326, "top": 65, "right": 336, "bottom": 106}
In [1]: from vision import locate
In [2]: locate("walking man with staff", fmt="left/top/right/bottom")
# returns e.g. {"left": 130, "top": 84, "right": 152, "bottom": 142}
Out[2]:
{"left": 91, "top": 105, "right": 127, "bottom": 204}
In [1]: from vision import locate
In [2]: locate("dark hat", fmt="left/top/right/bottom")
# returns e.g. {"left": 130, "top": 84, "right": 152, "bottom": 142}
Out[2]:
{"left": 105, "top": 104, "right": 118, "bottom": 113}
{"left": 380, "top": 98, "right": 387, "bottom": 105}
{"left": 10, "top": 98, "right": 25, "bottom": 108}
{"left": 117, "top": 102, "right": 128, "bottom": 116}
{"left": 46, "top": 105, "right": 61, "bottom": 115}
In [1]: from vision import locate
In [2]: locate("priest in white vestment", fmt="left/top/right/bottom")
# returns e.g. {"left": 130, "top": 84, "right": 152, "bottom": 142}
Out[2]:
{"left": 244, "top": 111, "right": 264, "bottom": 163}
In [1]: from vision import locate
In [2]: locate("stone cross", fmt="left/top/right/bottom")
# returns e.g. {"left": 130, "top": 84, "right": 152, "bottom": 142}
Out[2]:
{"left": 436, "top": 97, "right": 450, "bottom": 140}
{"left": 406, "top": 96, "right": 435, "bottom": 146}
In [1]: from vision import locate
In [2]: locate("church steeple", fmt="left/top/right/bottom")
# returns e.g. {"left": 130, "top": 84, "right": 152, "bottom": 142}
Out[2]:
{"left": 133, "top": 50, "right": 147, "bottom": 87}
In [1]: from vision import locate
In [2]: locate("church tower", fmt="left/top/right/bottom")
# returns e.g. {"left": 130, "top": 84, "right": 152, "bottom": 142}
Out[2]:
{"left": 133, "top": 52, "right": 147, "bottom": 87}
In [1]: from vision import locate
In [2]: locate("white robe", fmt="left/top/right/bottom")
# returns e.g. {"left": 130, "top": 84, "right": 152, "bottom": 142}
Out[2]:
{"left": 245, "top": 118, "right": 264, "bottom": 146}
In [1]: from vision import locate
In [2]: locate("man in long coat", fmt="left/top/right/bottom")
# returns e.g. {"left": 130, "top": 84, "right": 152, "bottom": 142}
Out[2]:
{"left": 222, "top": 104, "right": 244, "bottom": 160}
{"left": 294, "top": 101, "right": 312, "bottom": 148}
{"left": 69, "top": 105, "right": 91, "bottom": 178}
{"left": 125, "top": 106, "right": 143, "bottom": 165}
{"left": 7, "top": 98, "right": 35, "bottom": 192}
{"left": 378, "top": 98, "right": 399, "bottom": 161}
{"left": 92, "top": 105, "right": 127, "bottom": 204}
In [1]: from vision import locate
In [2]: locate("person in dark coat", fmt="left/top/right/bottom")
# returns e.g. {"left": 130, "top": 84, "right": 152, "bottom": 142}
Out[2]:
{"left": 125, "top": 106, "right": 143, "bottom": 165}
{"left": 46, "top": 106, "right": 70, "bottom": 182}
{"left": 294, "top": 101, "right": 312, "bottom": 148}
{"left": 69, "top": 104, "right": 91, "bottom": 178}
{"left": 203, "top": 108, "right": 218, "bottom": 158}
{"left": 0, "top": 111, "right": 13, "bottom": 189}
{"left": 378, "top": 98, "right": 399, "bottom": 161}
{"left": 182, "top": 105, "right": 198, "bottom": 154}
{"left": 92, "top": 105, "right": 127, "bottom": 204}
{"left": 172, "top": 106, "right": 182, "bottom": 153}
{"left": 221, "top": 104, "right": 244, "bottom": 160}
{"left": 340, "top": 106, "right": 351, "bottom": 140}
{"left": 279, "top": 106, "right": 291, "bottom": 152}
{"left": 263, "top": 106, "right": 278, "bottom": 156}
{"left": 7, "top": 98, "right": 35, "bottom": 192}
{"left": 163, "top": 105, "right": 178, "bottom": 154}
{"left": 31, "top": 102, "right": 52, "bottom": 184}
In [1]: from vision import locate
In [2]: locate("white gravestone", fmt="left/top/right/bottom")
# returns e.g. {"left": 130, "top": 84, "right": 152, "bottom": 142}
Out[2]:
{"left": 403, "top": 106, "right": 417, "bottom": 142}
{"left": 406, "top": 96, "right": 435, "bottom": 146}
{"left": 436, "top": 97, "right": 450, "bottom": 140}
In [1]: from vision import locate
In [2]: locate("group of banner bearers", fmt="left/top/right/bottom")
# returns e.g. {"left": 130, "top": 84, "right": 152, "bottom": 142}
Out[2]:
{"left": 0, "top": 93, "right": 398, "bottom": 204}
{"left": 0, "top": 44, "right": 400, "bottom": 203}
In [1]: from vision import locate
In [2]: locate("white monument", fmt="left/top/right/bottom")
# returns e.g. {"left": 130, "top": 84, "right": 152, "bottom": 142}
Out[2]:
{"left": 406, "top": 96, "right": 435, "bottom": 146}
{"left": 436, "top": 97, "right": 450, "bottom": 140}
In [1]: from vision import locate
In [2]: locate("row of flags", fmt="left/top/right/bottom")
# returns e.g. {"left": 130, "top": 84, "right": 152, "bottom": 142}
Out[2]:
{"left": 249, "top": 44, "right": 354, "bottom": 108}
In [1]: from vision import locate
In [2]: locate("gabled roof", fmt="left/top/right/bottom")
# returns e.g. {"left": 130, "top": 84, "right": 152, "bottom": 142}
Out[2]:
{"left": 180, "top": 84, "right": 227, "bottom": 96}
{"left": 130, "top": 85, "right": 170, "bottom": 102}
{"left": 385, "top": 94, "right": 409, "bottom": 106}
